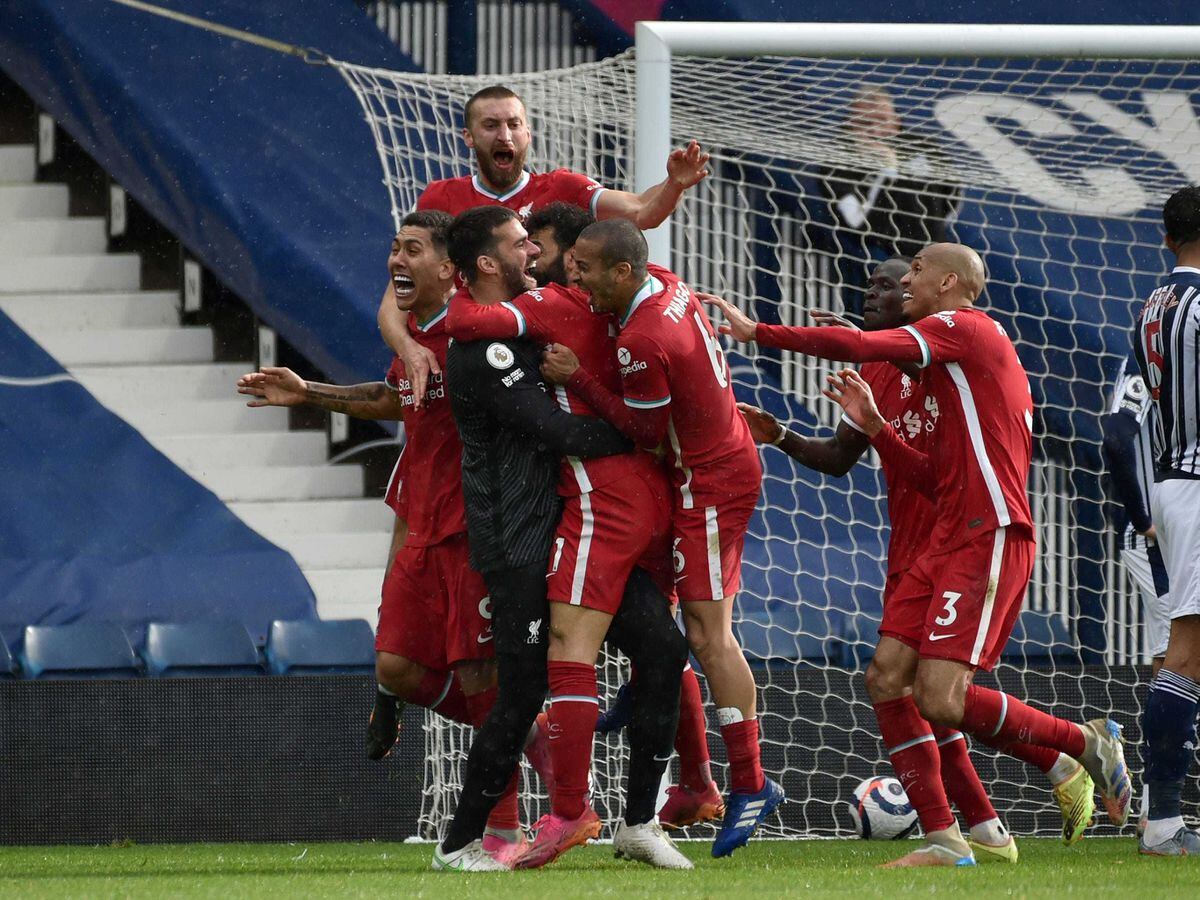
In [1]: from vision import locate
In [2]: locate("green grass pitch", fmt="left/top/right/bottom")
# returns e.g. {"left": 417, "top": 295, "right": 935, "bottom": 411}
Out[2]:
{"left": 1, "top": 837, "right": 1197, "bottom": 899}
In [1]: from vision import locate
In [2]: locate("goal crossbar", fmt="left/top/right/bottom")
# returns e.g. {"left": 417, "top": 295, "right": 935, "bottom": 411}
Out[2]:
{"left": 634, "top": 20, "right": 1200, "bottom": 262}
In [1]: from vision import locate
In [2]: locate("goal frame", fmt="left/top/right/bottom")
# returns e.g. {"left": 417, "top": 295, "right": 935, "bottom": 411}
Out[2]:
{"left": 633, "top": 21, "right": 1200, "bottom": 265}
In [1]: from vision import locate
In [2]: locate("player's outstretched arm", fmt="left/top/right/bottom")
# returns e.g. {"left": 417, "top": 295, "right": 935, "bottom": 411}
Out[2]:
{"left": 708, "top": 291, "right": 926, "bottom": 367}
{"left": 237, "top": 366, "right": 403, "bottom": 420}
{"left": 824, "top": 369, "right": 937, "bottom": 499}
{"left": 737, "top": 402, "right": 868, "bottom": 477}
{"left": 445, "top": 292, "right": 534, "bottom": 343}
{"left": 595, "top": 140, "right": 709, "bottom": 230}
{"left": 481, "top": 352, "right": 631, "bottom": 458}
{"left": 541, "top": 344, "right": 668, "bottom": 447}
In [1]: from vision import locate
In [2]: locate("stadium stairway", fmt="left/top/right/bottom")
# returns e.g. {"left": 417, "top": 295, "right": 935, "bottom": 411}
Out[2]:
{"left": 0, "top": 143, "right": 389, "bottom": 624}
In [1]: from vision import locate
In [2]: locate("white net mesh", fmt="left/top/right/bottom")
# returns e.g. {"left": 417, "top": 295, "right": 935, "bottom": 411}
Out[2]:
{"left": 332, "top": 48, "right": 1200, "bottom": 838}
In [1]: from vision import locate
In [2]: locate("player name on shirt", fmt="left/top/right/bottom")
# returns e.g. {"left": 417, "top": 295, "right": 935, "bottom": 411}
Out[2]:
{"left": 617, "top": 264, "right": 763, "bottom": 508}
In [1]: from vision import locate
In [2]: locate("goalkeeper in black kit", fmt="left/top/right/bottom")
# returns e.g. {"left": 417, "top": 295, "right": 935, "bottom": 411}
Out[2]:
{"left": 432, "top": 205, "right": 689, "bottom": 872}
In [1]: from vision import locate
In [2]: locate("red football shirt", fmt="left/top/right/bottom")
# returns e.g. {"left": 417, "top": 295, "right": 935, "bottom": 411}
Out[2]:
{"left": 756, "top": 306, "right": 1034, "bottom": 551}
{"left": 861, "top": 362, "right": 937, "bottom": 575}
{"left": 382, "top": 304, "right": 467, "bottom": 546}
{"left": 444, "top": 284, "right": 655, "bottom": 495}
{"left": 617, "top": 264, "right": 762, "bottom": 508}
{"left": 417, "top": 169, "right": 606, "bottom": 219}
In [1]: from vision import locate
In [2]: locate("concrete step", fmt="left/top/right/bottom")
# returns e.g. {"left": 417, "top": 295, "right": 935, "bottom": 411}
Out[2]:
{"left": 274, "top": 531, "right": 394, "bottom": 570}
{"left": 229, "top": 498, "right": 393, "bottom": 535}
{"left": 0, "top": 183, "right": 69, "bottom": 218}
{"left": 35, "top": 326, "right": 212, "bottom": 366}
{"left": 0, "top": 290, "right": 178, "bottom": 330}
{"left": 72, "top": 362, "right": 254, "bottom": 401}
{"left": 0, "top": 253, "right": 140, "bottom": 292}
{"left": 112, "top": 398, "right": 289, "bottom": 435}
{"left": 190, "top": 465, "right": 364, "bottom": 503}
{"left": 307, "top": 568, "right": 387, "bottom": 625}
{"left": 0, "top": 217, "right": 107, "bottom": 256}
{"left": 0, "top": 145, "right": 36, "bottom": 183}
{"left": 150, "top": 430, "right": 329, "bottom": 468}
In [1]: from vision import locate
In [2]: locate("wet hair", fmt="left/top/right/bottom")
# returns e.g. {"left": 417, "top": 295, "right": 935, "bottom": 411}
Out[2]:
{"left": 446, "top": 206, "right": 518, "bottom": 283}
{"left": 1163, "top": 184, "right": 1200, "bottom": 247}
{"left": 401, "top": 210, "right": 452, "bottom": 255}
{"left": 577, "top": 219, "right": 648, "bottom": 276}
{"left": 464, "top": 85, "right": 525, "bottom": 127}
{"left": 526, "top": 202, "right": 595, "bottom": 251}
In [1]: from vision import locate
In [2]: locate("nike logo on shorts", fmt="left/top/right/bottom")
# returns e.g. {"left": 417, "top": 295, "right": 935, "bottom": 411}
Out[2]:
{"left": 928, "top": 633, "right": 956, "bottom": 642}
{"left": 477, "top": 631, "right": 493, "bottom": 643}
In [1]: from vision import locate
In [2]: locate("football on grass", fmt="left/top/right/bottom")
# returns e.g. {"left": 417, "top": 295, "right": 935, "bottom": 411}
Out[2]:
{"left": 847, "top": 776, "right": 919, "bottom": 840}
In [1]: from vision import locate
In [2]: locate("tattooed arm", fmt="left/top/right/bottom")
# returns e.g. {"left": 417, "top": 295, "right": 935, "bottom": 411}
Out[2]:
{"left": 236, "top": 366, "right": 405, "bottom": 420}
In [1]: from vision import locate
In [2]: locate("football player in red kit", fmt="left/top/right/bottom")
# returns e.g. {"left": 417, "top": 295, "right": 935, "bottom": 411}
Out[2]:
{"left": 713, "top": 243, "right": 1131, "bottom": 868}
{"left": 539, "top": 219, "right": 783, "bottom": 858}
{"left": 384, "top": 84, "right": 710, "bottom": 404}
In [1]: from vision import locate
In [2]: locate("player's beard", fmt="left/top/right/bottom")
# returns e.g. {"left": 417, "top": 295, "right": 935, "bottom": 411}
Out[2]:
{"left": 476, "top": 144, "right": 527, "bottom": 192}
{"left": 501, "top": 258, "right": 533, "bottom": 298}
{"left": 535, "top": 256, "right": 567, "bottom": 288}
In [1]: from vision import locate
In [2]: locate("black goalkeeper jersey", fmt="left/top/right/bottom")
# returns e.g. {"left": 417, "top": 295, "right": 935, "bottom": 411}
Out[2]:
{"left": 446, "top": 335, "right": 631, "bottom": 574}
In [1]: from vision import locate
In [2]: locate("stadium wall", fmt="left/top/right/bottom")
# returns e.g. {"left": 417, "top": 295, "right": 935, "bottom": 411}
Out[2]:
{"left": 0, "top": 0, "right": 415, "bottom": 388}
{"left": 2, "top": 667, "right": 1190, "bottom": 844}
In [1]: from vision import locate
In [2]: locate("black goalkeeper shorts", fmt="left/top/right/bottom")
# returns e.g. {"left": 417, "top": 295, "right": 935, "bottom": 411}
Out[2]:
{"left": 482, "top": 559, "right": 550, "bottom": 661}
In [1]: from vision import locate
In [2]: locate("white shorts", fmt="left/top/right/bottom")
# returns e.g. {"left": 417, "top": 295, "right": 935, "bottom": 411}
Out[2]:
{"left": 1150, "top": 478, "right": 1200, "bottom": 622}
{"left": 1120, "top": 539, "right": 1171, "bottom": 658}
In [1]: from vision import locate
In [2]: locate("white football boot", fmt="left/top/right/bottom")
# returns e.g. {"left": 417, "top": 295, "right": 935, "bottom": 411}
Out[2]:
{"left": 432, "top": 839, "right": 509, "bottom": 872}
{"left": 613, "top": 820, "right": 694, "bottom": 870}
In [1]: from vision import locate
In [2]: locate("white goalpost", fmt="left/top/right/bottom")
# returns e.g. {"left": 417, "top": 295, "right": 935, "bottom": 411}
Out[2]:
{"left": 331, "top": 22, "right": 1200, "bottom": 839}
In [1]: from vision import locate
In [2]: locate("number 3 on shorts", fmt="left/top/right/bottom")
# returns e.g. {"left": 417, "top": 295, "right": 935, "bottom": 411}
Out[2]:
{"left": 935, "top": 591, "right": 961, "bottom": 627}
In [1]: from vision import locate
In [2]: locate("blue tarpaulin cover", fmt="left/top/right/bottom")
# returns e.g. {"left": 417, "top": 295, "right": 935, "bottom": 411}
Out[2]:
{"left": 0, "top": 0, "right": 414, "bottom": 388}
{"left": 0, "top": 311, "right": 315, "bottom": 646}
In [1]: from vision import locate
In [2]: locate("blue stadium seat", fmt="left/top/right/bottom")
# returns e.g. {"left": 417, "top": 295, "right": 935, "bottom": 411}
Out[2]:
{"left": 143, "top": 621, "right": 263, "bottom": 677}
{"left": 0, "top": 640, "right": 16, "bottom": 678}
{"left": 1002, "top": 610, "right": 1076, "bottom": 662}
{"left": 836, "top": 614, "right": 882, "bottom": 670}
{"left": 20, "top": 623, "right": 141, "bottom": 679}
{"left": 265, "top": 619, "right": 375, "bottom": 675}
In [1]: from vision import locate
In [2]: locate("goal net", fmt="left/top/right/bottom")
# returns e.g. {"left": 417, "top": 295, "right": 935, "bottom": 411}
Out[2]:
{"left": 332, "top": 29, "right": 1200, "bottom": 839}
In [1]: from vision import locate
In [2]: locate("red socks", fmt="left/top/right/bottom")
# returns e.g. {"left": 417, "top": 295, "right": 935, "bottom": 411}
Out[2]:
{"left": 960, "top": 684, "right": 1085, "bottom": 759}
{"left": 486, "top": 769, "right": 521, "bottom": 832}
{"left": 719, "top": 716, "right": 765, "bottom": 794}
{"left": 1002, "top": 741, "right": 1063, "bottom": 774}
{"left": 548, "top": 660, "right": 599, "bottom": 820}
{"left": 933, "top": 726, "right": 996, "bottom": 827}
{"left": 676, "top": 665, "right": 713, "bottom": 790}
{"left": 874, "top": 696, "right": 955, "bottom": 833}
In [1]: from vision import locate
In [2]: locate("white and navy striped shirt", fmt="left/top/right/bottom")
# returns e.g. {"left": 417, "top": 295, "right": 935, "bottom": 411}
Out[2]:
{"left": 1135, "top": 266, "right": 1200, "bottom": 480}
{"left": 1106, "top": 353, "right": 1160, "bottom": 550}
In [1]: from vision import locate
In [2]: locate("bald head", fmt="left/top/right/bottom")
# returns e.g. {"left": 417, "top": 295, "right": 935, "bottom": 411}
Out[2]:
{"left": 900, "top": 242, "right": 987, "bottom": 321}
{"left": 922, "top": 243, "right": 985, "bottom": 302}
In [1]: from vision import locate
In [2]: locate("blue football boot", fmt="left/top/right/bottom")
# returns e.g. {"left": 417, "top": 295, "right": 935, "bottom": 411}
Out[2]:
{"left": 711, "top": 777, "right": 785, "bottom": 858}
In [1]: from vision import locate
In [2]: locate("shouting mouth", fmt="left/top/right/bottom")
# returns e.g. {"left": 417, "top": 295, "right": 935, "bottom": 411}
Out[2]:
{"left": 492, "top": 148, "right": 515, "bottom": 171}
{"left": 393, "top": 273, "right": 415, "bottom": 299}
